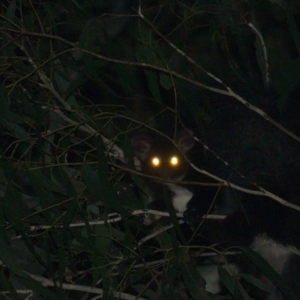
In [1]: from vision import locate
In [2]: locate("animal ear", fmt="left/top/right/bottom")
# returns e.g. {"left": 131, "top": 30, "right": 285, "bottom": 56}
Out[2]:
{"left": 176, "top": 130, "right": 195, "bottom": 153}
{"left": 131, "top": 133, "right": 153, "bottom": 161}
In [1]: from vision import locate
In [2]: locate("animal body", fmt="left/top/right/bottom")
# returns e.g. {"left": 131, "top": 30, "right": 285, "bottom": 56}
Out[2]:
{"left": 131, "top": 112, "right": 300, "bottom": 299}
{"left": 131, "top": 130, "right": 195, "bottom": 213}
{"left": 131, "top": 129, "right": 234, "bottom": 216}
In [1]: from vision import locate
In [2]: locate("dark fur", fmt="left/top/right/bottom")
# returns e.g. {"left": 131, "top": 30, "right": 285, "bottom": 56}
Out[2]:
{"left": 131, "top": 118, "right": 300, "bottom": 298}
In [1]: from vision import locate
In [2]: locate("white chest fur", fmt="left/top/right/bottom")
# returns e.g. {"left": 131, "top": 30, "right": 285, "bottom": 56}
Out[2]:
{"left": 166, "top": 183, "right": 193, "bottom": 213}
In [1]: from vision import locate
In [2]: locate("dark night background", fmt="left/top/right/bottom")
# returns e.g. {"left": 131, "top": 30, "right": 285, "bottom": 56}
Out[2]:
{"left": 1, "top": 0, "right": 300, "bottom": 299}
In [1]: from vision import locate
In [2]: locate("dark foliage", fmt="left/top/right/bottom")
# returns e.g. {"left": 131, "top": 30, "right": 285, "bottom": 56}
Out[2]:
{"left": 1, "top": 0, "right": 300, "bottom": 299}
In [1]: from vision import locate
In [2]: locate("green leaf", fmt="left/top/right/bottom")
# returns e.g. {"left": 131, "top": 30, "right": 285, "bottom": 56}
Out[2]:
{"left": 286, "top": 11, "right": 300, "bottom": 55}
{"left": 240, "top": 247, "right": 298, "bottom": 299}
{"left": 81, "top": 162, "right": 104, "bottom": 202}
{"left": 240, "top": 272, "right": 270, "bottom": 293}
{"left": 27, "top": 169, "right": 64, "bottom": 197}
{"left": 5, "top": 0, "right": 17, "bottom": 21}
{"left": 94, "top": 224, "right": 113, "bottom": 254}
{"left": 144, "top": 70, "right": 162, "bottom": 103}
{"left": 219, "top": 267, "right": 251, "bottom": 299}
{"left": 159, "top": 73, "right": 173, "bottom": 90}
{"left": 182, "top": 263, "right": 210, "bottom": 300}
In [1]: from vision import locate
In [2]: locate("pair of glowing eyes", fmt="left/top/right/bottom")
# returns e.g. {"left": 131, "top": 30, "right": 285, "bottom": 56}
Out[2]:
{"left": 151, "top": 156, "right": 179, "bottom": 167}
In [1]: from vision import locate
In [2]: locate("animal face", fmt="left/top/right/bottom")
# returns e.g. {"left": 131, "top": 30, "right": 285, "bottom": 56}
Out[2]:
{"left": 131, "top": 130, "right": 195, "bottom": 182}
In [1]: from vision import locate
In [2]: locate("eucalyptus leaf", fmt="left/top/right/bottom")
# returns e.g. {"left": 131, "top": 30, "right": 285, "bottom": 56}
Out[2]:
{"left": 240, "top": 247, "right": 298, "bottom": 299}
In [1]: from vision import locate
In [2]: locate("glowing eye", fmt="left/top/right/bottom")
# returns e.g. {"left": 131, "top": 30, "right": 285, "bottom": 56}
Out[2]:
{"left": 152, "top": 157, "right": 160, "bottom": 166}
{"left": 170, "top": 156, "right": 179, "bottom": 166}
